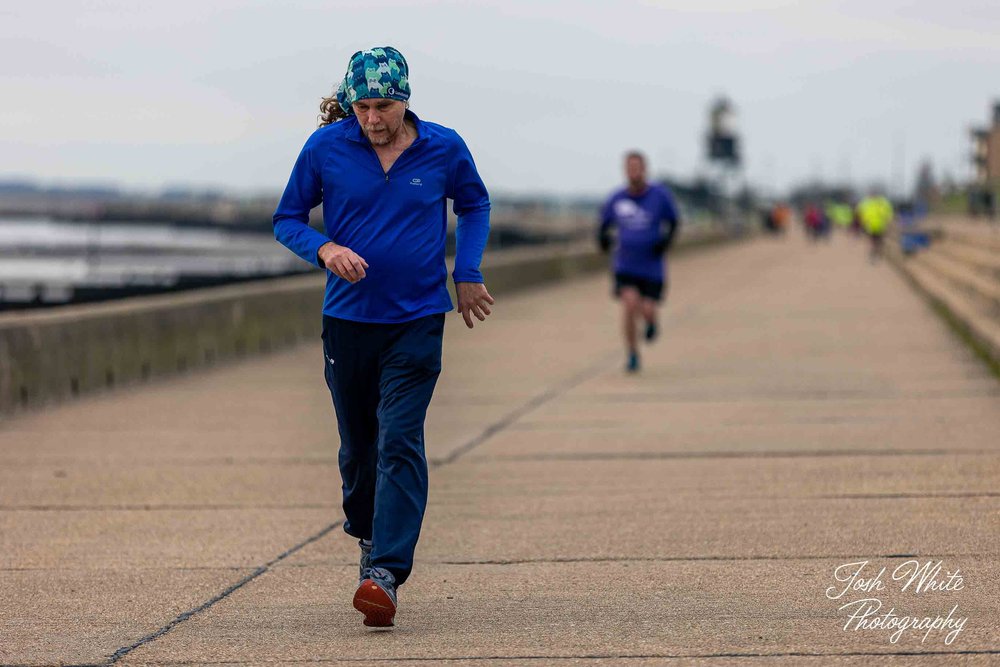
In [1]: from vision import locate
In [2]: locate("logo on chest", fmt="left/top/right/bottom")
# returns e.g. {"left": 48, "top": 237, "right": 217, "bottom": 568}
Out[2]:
{"left": 410, "top": 178, "right": 422, "bottom": 186}
{"left": 614, "top": 198, "right": 651, "bottom": 230}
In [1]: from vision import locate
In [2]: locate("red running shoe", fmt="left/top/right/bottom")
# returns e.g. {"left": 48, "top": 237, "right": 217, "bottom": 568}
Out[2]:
{"left": 353, "top": 567, "right": 397, "bottom": 627}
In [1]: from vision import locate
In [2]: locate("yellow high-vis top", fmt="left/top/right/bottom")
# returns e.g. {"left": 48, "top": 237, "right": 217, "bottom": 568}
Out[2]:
{"left": 827, "top": 203, "right": 854, "bottom": 227}
{"left": 857, "top": 196, "right": 894, "bottom": 235}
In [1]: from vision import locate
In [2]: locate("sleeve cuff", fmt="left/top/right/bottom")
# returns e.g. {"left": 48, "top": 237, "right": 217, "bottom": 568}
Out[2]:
{"left": 452, "top": 268, "right": 484, "bottom": 284}
{"left": 310, "top": 237, "right": 330, "bottom": 269}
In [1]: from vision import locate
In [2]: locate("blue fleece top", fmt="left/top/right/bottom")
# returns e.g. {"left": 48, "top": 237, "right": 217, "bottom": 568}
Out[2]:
{"left": 273, "top": 110, "right": 491, "bottom": 323}
{"left": 600, "top": 184, "right": 680, "bottom": 281}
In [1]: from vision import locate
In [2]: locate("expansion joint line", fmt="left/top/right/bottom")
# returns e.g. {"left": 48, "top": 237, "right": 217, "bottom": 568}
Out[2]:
{"left": 104, "top": 345, "right": 623, "bottom": 664}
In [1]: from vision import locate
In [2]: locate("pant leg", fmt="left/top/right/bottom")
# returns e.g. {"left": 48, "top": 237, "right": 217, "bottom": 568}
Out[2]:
{"left": 370, "top": 313, "right": 444, "bottom": 586}
{"left": 321, "top": 315, "right": 382, "bottom": 541}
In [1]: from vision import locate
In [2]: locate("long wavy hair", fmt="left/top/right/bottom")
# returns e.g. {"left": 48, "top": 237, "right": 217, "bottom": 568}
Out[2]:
{"left": 318, "top": 92, "right": 350, "bottom": 127}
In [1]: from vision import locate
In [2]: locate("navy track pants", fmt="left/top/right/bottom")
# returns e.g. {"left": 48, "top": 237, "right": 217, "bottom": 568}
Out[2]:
{"left": 320, "top": 312, "right": 444, "bottom": 586}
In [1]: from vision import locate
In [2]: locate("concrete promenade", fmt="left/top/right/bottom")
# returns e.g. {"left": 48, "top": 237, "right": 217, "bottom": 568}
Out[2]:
{"left": 1, "top": 229, "right": 998, "bottom": 665}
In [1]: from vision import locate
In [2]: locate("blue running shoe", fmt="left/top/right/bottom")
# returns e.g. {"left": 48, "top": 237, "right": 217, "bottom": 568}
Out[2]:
{"left": 626, "top": 351, "right": 640, "bottom": 373}
{"left": 354, "top": 566, "right": 397, "bottom": 627}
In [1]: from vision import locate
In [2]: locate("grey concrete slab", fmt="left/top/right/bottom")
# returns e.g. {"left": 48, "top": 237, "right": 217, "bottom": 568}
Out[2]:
{"left": 0, "top": 462, "right": 340, "bottom": 509}
{"left": 466, "top": 394, "right": 1000, "bottom": 460}
{"left": 0, "top": 430, "right": 335, "bottom": 466}
{"left": 281, "top": 454, "right": 1000, "bottom": 569}
{"left": 471, "top": 420, "right": 1000, "bottom": 460}
{"left": 0, "top": 339, "right": 339, "bottom": 466}
{"left": 285, "top": 480, "right": 997, "bottom": 567}
{"left": 0, "top": 568, "right": 253, "bottom": 666}
{"left": 117, "top": 559, "right": 999, "bottom": 664}
{"left": 427, "top": 456, "right": 1000, "bottom": 501}
{"left": 511, "top": 396, "right": 998, "bottom": 432}
{"left": 1, "top": 509, "right": 337, "bottom": 569}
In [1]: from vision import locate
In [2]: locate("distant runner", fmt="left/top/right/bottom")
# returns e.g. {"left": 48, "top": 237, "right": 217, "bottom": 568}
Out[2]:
{"left": 857, "top": 193, "right": 894, "bottom": 262}
{"left": 598, "top": 151, "right": 681, "bottom": 373}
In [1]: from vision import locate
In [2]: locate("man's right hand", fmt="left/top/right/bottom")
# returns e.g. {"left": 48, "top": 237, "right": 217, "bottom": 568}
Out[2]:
{"left": 318, "top": 241, "right": 369, "bottom": 283}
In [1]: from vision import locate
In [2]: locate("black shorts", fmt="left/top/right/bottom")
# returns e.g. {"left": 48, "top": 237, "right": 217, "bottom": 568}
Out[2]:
{"left": 614, "top": 272, "right": 664, "bottom": 302}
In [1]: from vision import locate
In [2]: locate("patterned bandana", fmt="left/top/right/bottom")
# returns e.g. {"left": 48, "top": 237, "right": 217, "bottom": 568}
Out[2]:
{"left": 336, "top": 46, "right": 410, "bottom": 115}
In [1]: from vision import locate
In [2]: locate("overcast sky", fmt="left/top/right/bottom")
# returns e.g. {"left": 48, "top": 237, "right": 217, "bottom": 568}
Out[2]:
{"left": 2, "top": 0, "right": 998, "bottom": 198}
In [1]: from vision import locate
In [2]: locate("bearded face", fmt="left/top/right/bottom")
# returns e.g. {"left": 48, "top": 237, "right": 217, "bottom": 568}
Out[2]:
{"left": 353, "top": 99, "right": 407, "bottom": 146}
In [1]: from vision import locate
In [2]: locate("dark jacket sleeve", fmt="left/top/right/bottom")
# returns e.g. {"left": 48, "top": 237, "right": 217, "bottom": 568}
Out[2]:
{"left": 598, "top": 196, "right": 615, "bottom": 251}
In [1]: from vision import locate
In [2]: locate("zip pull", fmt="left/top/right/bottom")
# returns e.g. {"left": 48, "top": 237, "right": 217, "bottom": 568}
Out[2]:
{"left": 385, "top": 174, "right": 389, "bottom": 183}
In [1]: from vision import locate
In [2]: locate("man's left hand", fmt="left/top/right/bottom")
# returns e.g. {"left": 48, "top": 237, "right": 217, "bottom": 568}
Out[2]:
{"left": 456, "top": 282, "right": 495, "bottom": 329}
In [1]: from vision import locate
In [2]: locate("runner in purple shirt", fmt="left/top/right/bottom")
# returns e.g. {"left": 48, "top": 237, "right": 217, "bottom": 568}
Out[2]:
{"left": 598, "top": 151, "right": 681, "bottom": 373}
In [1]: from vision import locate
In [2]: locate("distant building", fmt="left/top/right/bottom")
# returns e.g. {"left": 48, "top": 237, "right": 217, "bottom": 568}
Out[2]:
{"left": 970, "top": 102, "right": 1000, "bottom": 216}
{"left": 706, "top": 97, "right": 740, "bottom": 167}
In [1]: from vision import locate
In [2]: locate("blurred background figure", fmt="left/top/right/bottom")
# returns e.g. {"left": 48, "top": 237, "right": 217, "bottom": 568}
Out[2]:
{"left": 760, "top": 206, "right": 778, "bottom": 234}
{"left": 857, "top": 192, "right": 895, "bottom": 262}
{"left": 826, "top": 200, "right": 854, "bottom": 233}
{"left": 760, "top": 202, "right": 790, "bottom": 235}
{"left": 774, "top": 203, "right": 794, "bottom": 233}
{"left": 803, "top": 202, "right": 828, "bottom": 241}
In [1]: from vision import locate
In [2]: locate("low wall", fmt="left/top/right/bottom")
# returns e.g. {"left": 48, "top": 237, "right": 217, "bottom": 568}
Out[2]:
{"left": 887, "top": 217, "right": 1000, "bottom": 376}
{"left": 0, "top": 225, "right": 735, "bottom": 415}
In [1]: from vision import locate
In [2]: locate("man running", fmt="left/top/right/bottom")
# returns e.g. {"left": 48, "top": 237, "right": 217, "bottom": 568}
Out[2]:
{"left": 598, "top": 151, "right": 681, "bottom": 373}
{"left": 272, "top": 46, "right": 493, "bottom": 628}
{"left": 857, "top": 192, "right": 894, "bottom": 262}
